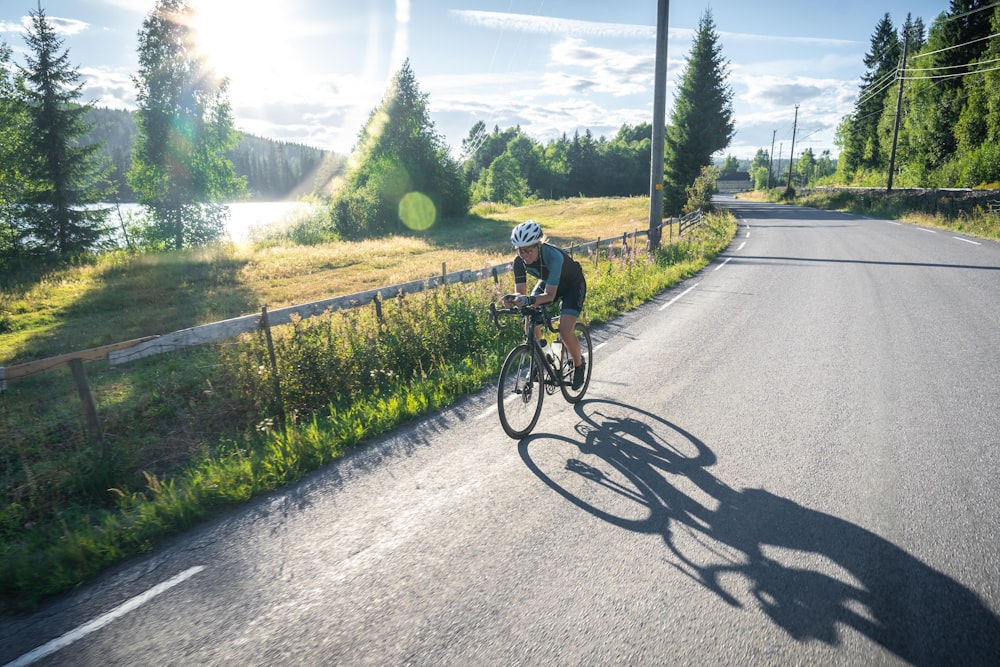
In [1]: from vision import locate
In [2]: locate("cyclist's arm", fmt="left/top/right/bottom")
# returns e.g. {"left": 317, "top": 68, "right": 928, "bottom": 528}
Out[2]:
{"left": 530, "top": 282, "right": 558, "bottom": 305}
{"left": 511, "top": 256, "right": 528, "bottom": 296}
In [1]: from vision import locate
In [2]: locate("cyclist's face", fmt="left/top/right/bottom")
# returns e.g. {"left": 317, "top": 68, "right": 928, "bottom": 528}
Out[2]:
{"left": 518, "top": 244, "right": 539, "bottom": 260}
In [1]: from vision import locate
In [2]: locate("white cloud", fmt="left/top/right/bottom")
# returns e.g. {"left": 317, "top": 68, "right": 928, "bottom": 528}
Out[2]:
{"left": 99, "top": 0, "right": 156, "bottom": 12}
{"left": 717, "top": 29, "right": 858, "bottom": 48}
{"left": 549, "top": 38, "right": 654, "bottom": 97}
{"left": 79, "top": 66, "right": 135, "bottom": 108}
{"left": 1, "top": 16, "right": 88, "bottom": 36}
{"left": 451, "top": 10, "right": 655, "bottom": 40}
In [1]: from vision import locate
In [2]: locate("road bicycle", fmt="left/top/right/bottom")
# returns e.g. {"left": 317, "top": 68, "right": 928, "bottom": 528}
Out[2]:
{"left": 489, "top": 301, "right": 593, "bottom": 439}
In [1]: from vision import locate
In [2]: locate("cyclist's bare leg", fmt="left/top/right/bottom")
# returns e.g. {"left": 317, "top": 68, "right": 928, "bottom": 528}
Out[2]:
{"left": 559, "top": 314, "right": 582, "bottom": 366}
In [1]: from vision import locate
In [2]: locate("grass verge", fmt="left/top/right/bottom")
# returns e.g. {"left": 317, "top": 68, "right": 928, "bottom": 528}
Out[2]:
{"left": 740, "top": 187, "right": 1000, "bottom": 241}
{"left": 0, "top": 200, "right": 735, "bottom": 613}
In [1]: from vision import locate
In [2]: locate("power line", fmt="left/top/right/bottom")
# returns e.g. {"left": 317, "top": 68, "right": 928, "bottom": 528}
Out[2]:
{"left": 901, "top": 62, "right": 1000, "bottom": 80}
{"left": 911, "top": 31, "right": 1000, "bottom": 60}
{"left": 907, "top": 55, "right": 1000, "bottom": 72}
{"left": 934, "top": 1, "right": 1000, "bottom": 25}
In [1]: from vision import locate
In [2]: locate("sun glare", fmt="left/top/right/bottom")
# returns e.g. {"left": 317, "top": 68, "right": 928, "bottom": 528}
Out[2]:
{"left": 189, "top": 0, "right": 294, "bottom": 88}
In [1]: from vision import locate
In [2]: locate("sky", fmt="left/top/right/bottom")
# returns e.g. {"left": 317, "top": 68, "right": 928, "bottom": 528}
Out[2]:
{"left": 1, "top": 0, "right": 952, "bottom": 162}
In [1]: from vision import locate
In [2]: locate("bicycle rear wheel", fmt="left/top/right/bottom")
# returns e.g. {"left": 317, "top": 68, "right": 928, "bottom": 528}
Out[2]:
{"left": 497, "top": 344, "right": 544, "bottom": 439}
{"left": 559, "top": 322, "right": 593, "bottom": 403}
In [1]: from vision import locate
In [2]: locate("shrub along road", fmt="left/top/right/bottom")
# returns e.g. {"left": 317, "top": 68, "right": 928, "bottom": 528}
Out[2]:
{"left": 2, "top": 197, "right": 999, "bottom": 665}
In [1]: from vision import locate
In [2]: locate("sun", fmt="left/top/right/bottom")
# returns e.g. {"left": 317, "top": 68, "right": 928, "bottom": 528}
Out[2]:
{"left": 188, "top": 0, "right": 296, "bottom": 88}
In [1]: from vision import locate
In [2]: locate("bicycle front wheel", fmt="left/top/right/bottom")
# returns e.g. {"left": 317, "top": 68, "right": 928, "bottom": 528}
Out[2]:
{"left": 559, "top": 322, "right": 593, "bottom": 403}
{"left": 497, "top": 344, "right": 543, "bottom": 439}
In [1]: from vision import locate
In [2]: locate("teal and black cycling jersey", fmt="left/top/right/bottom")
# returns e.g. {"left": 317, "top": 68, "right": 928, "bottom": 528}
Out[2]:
{"left": 513, "top": 243, "right": 587, "bottom": 316}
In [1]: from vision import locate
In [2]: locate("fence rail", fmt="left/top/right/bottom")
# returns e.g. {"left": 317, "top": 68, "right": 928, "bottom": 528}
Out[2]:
{"left": 1, "top": 210, "right": 704, "bottom": 390}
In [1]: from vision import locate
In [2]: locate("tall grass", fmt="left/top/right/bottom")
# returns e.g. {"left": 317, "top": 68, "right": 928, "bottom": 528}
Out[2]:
{"left": 0, "top": 206, "right": 736, "bottom": 613}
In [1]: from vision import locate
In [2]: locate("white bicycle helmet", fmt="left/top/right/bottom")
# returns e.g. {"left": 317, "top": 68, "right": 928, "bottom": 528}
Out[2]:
{"left": 511, "top": 220, "right": 543, "bottom": 248}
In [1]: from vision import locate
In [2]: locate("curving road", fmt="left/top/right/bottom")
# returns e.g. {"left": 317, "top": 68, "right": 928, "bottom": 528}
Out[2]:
{"left": 3, "top": 197, "right": 999, "bottom": 666}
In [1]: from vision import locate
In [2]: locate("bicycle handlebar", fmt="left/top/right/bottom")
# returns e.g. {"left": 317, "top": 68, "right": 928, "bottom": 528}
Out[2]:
{"left": 489, "top": 301, "right": 559, "bottom": 334}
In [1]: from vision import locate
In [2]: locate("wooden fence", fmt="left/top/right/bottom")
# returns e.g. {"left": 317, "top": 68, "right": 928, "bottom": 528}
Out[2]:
{"left": 0, "top": 211, "right": 705, "bottom": 393}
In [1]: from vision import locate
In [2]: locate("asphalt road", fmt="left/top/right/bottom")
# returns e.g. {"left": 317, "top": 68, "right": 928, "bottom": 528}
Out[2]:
{"left": 3, "top": 197, "right": 999, "bottom": 666}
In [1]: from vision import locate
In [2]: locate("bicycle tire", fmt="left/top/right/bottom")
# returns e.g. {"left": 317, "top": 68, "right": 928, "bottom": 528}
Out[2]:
{"left": 559, "top": 322, "right": 593, "bottom": 403}
{"left": 497, "top": 344, "right": 544, "bottom": 439}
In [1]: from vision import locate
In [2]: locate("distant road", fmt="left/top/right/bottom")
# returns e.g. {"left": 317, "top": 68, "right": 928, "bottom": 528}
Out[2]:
{"left": 3, "top": 197, "right": 999, "bottom": 666}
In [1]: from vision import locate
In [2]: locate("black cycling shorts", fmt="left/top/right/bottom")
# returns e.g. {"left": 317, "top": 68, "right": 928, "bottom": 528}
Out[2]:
{"left": 532, "top": 278, "right": 587, "bottom": 317}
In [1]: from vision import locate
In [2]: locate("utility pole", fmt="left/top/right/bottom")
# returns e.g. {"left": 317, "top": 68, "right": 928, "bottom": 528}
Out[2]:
{"left": 786, "top": 105, "right": 799, "bottom": 191}
{"left": 648, "top": 0, "right": 669, "bottom": 251}
{"left": 767, "top": 129, "right": 776, "bottom": 189}
{"left": 777, "top": 142, "right": 783, "bottom": 184}
{"left": 887, "top": 29, "right": 909, "bottom": 192}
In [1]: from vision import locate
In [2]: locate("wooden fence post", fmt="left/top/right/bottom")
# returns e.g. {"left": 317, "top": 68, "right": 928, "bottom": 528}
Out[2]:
{"left": 260, "top": 306, "right": 285, "bottom": 422}
{"left": 69, "top": 358, "right": 105, "bottom": 458}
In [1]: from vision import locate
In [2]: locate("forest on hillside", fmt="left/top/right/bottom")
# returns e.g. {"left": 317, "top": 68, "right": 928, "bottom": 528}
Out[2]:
{"left": 81, "top": 107, "right": 345, "bottom": 202}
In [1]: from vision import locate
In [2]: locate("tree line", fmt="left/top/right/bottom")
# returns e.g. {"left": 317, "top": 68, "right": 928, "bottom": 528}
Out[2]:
{"left": 836, "top": 1, "right": 999, "bottom": 188}
{"left": 328, "top": 10, "right": 734, "bottom": 240}
{"left": 1, "top": 2, "right": 737, "bottom": 265}
{"left": 80, "top": 107, "right": 343, "bottom": 203}
{"left": 20, "top": 2, "right": 993, "bottom": 266}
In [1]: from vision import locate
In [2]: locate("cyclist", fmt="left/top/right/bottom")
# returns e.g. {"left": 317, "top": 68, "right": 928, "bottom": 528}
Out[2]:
{"left": 503, "top": 220, "right": 588, "bottom": 390}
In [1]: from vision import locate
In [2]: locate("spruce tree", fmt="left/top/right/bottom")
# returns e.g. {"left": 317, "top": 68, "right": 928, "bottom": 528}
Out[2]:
{"left": 129, "top": 0, "right": 244, "bottom": 249}
{"left": 663, "top": 10, "right": 735, "bottom": 215}
{"left": 19, "top": 6, "right": 110, "bottom": 258}
{"left": 840, "top": 14, "right": 900, "bottom": 178}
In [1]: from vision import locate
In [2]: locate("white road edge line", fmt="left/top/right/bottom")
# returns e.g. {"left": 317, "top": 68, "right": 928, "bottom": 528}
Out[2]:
{"left": 659, "top": 282, "right": 700, "bottom": 311}
{"left": 737, "top": 241, "right": 747, "bottom": 251}
{"left": 714, "top": 258, "right": 732, "bottom": 271}
{"left": 3, "top": 566, "right": 205, "bottom": 667}
{"left": 953, "top": 236, "right": 981, "bottom": 245}
{"left": 917, "top": 227, "right": 937, "bottom": 233}
{"left": 885, "top": 221, "right": 903, "bottom": 226}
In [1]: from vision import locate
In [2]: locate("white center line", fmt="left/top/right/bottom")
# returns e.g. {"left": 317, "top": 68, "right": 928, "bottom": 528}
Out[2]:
{"left": 659, "top": 282, "right": 700, "bottom": 311}
{"left": 4, "top": 566, "right": 205, "bottom": 667}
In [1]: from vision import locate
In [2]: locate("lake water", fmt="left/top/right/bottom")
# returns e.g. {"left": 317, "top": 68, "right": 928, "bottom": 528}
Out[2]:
{"left": 111, "top": 201, "right": 322, "bottom": 244}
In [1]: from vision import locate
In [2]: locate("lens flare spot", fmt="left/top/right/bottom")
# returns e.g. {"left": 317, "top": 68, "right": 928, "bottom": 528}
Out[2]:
{"left": 399, "top": 192, "right": 436, "bottom": 230}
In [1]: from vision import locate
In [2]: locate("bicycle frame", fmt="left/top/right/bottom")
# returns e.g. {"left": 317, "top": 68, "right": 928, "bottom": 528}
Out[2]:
{"left": 490, "top": 302, "right": 565, "bottom": 387}
{"left": 489, "top": 302, "right": 592, "bottom": 439}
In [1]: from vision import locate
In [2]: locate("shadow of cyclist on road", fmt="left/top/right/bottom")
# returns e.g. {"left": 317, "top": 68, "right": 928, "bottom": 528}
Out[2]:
{"left": 518, "top": 398, "right": 1000, "bottom": 665}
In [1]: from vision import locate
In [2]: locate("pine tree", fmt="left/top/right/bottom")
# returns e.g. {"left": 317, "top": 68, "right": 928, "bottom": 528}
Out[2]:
{"left": 837, "top": 14, "right": 901, "bottom": 180}
{"left": 19, "top": 6, "right": 110, "bottom": 258}
{"left": 129, "top": 0, "right": 244, "bottom": 249}
{"left": 663, "top": 10, "right": 735, "bottom": 215}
